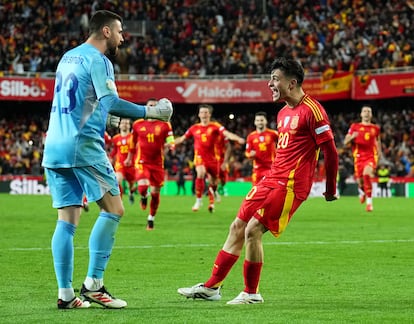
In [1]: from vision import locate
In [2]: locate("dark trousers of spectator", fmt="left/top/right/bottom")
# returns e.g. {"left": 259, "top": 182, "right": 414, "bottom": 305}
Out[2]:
{"left": 177, "top": 181, "right": 186, "bottom": 195}
{"left": 379, "top": 182, "right": 389, "bottom": 197}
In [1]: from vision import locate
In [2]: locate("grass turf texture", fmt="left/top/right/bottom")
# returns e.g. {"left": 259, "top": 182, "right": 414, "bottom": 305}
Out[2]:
{"left": 0, "top": 194, "right": 412, "bottom": 323}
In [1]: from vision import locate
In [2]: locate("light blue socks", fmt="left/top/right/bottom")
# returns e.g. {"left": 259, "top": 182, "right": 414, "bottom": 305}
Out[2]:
{"left": 51, "top": 220, "right": 76, "bottom": 288}
{"left": 87, "top": 211, "right": 120, "bottom": 279}
{"left": 51, "top": 212, "right": 121, "bottom": 291}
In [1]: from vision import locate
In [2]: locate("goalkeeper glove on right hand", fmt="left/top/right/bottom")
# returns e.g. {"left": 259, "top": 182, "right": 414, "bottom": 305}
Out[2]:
{"left": 106, "top": 114, "right": 121, "bottom": 128}
{"left": 145, "top": 98, "right": 173, "bottom": 122}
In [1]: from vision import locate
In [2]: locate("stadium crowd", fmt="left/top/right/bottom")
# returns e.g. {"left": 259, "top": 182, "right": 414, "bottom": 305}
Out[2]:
{"left": 1, "top": 0, "right": 414, "bottom": 76}
{"left": 0, "top": 105, "right": 413, "bottom": 180}
{"left": 0, "top": 0, "right": 413, "bottom": 181}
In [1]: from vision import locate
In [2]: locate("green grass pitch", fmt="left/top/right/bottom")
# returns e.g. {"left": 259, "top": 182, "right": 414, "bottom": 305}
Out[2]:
{"left": 0, "top": 193, "right": 413, "bottom": 323}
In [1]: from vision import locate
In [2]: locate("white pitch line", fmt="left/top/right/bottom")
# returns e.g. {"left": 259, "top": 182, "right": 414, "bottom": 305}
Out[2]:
{"left": 5, "top": 239, "right": 414, "bottom": 251}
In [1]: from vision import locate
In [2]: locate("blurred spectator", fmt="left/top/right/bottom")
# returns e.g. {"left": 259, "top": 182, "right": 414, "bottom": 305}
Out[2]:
{"left": 2, "top": 1, "right": 414, "bottom": 75}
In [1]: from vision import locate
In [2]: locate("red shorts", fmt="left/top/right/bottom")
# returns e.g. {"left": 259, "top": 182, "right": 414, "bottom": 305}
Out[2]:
{"left": 194, "top": 155, "right": 219, "bottom": 178}
{"left": 237, "top": 184, "right": 304, "bottom": 237}
{"left": 115, "top": 165, "right": 136, "bottom": 184}
{"left": 354, "top": 157, "right": 377, "bottom": 178}
{"left": 135, "top": 163, "right": 165, "bottom": 187}
{"left": 251, "top": 167, "right": 271, "bottom": 185}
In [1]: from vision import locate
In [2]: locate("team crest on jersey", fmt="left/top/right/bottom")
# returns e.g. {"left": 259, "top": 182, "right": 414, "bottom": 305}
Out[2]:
{"left": 121, "top": 139, "right": 126, "bottom": 145}
{"left": 155, "top": 126, "right": 161, "bottom": 135}
{"left": 290, "top": 115, "right": 299, "bottom": 130}
{"left": 259, "top": 136, "right": 264, "bottom": 142}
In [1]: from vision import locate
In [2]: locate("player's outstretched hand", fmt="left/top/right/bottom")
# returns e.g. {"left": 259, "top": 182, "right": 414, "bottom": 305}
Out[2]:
{"left": 323, "top": 192, "right": 338, "bottom": 202}
{"left": 106, "top": 114, "right": 121, "bottom": 128}
{"left": 146, "top": 98, "right": 173, "bottom": 122}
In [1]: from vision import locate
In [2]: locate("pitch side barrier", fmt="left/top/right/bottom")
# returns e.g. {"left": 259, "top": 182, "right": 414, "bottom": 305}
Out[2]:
{"left": 1, "top": 175, "right": 413, "bottom": 198}
{"left": 2, "top": 67, "right": 414, "bottom": 103}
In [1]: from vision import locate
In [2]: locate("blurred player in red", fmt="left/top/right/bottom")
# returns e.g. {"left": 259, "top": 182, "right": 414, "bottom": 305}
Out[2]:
{"left": 245, "top": 111, "right": 278, "bottom": 185}
{"left": 130, "top": 98, "right": 175, "bottom": 230}
{"left": 344, "top": 105, "right": 382, "bottom": 211}
{"left": 178, "top": 57, "right": 338, "bottom": 304}
{"left": 175, "top": 104, "right": 245, "bottom": 212}
{"left": 110, "top": 118, "right": 136, "bottom": 204}
{"left": 214, "top": 132, "right": 231, "bottom": 203}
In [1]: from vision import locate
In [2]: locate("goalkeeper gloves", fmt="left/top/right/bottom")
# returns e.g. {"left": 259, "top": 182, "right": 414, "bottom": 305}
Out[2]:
{"left": 106, "top": 114, "right": 121, "bottom": 128}
{"left": 145, "top": 98, "right": 173, "bottom": 122}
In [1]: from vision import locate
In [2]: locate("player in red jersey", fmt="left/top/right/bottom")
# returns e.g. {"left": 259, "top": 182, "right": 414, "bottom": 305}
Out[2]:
{"left": 178, "top": 57, "right": 338, "bottom": 304}
{"left": 214, "top": 132, "right": 231, "bottom": 203}
{"left": 344, "top": 105, "right": 381, "bottom": 212}
{"left": 174, "top": 104, "right": 245, "bottom": 213}
{"left": 245, "top": 111, "right": 278, "bottom": 185}
{"left": 110, "top": 118, "right": 136, "bottom": 204}
{"left": 130, "top": 98, "right": 175, "bottom": 230}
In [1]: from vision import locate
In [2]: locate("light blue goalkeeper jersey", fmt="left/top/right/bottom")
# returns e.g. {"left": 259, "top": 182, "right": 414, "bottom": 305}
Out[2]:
{"left": 42, "top": 43, "right": 118, "bottom": 168}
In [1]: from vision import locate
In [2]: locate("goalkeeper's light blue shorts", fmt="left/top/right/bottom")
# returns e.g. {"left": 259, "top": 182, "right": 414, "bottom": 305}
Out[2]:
{"left": 45, "top": 160, "right": 120, "bottom": 208}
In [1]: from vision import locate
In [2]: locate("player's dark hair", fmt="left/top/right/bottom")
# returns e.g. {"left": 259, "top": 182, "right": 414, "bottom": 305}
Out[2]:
{"left": 270, "top": 57, "right": 305, "bottom": 85}
{"left": 255, "top": 111, "right": 267, "bottom": 119}
{"left": 361, "top": 104, "right": 373, "bottom": 111}
{"left": 89, "top": 10, "right": 123, "bottom": 35}
{"left": 198, "top": 104, "right": 213, "bottom": 114}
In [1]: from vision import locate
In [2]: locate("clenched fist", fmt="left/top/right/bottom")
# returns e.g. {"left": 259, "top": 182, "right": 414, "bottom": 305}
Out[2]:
{"left": 145, "top": 98, "right": 173, "bottom": 122}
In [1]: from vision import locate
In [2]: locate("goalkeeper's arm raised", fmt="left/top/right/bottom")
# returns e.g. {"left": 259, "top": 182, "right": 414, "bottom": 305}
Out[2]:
{"left": 145, "top": 98, "right": 173, "bottom": 122}
{"left": 101, "top": 95, "right": 173, "bottom": 122}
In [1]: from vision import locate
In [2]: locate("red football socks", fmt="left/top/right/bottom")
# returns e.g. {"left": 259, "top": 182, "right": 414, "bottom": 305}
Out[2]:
{"left": 363, "top": 174, "right": 372, "bottom": 198}
{"left": 243, "top": 260, "right": 263, "bottom": 294}
{"left": 149, "top": 192, "right": 160, "bottom": 216}
{"left": 204, "top": 250, "right": 239, "bottom": 288}
{"left": 195, "top": 178, "right": 205, "bottom": 198}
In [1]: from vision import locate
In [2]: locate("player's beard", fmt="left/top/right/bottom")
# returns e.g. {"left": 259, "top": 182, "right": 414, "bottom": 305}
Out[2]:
{"left": 107, "top": 46, "right": 118, "bottom": 57}
{"left": 107, "top": 39, "right": 119, "bottom": 57}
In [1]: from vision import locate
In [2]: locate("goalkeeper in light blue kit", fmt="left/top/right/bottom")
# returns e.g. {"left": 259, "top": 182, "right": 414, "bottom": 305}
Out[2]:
{"left": 42, "top": 10, "right": 173, "bottom": 309}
